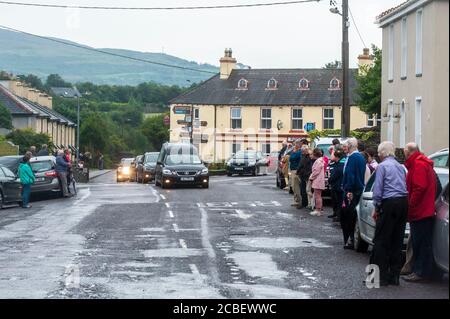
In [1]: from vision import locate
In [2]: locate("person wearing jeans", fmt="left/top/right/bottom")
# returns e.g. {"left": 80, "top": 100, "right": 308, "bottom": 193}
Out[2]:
{"left": 18, "top": 153, "right": 35, "bottom": 209}
{"left": 56, "top": 150, "right": 72, "bottom": 197}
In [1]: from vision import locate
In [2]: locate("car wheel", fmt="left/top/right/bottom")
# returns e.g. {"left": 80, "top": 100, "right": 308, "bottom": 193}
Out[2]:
{"left": 0, "top": 192, "right": 4, "bottom": 209}
{"left": 252, "top": 168, "right": 257, "bottom": 176}
{"left": 227, "top": 172, "right": 232, "bottom": 177}
{"left": 203, "top": 183, "right": 209, "bottom": 189}
{"left": 354, "top": 222, "right": 369, "bottom": 253}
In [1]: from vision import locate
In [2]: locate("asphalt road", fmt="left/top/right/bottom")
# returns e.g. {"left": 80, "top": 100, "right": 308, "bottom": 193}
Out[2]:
{"left": 0, "top": 171, "right": 448, "bottom": 299}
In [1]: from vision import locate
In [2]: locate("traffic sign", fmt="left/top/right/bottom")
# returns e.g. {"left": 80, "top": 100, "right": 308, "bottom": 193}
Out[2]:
{"left": 304, "top": 122, "right": 316, "bottom": 132}
{"left": 177, "top": 120, "right": 190, "bottom": 125}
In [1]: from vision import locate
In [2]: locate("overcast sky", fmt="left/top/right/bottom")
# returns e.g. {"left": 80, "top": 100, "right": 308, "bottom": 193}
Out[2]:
{"left": 0, "top": 0, "right": 400, "bottom": 68}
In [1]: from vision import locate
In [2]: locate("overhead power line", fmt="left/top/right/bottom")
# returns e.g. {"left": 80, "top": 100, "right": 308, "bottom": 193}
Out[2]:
{"left": 0, "top": 24, "right": 218, "bottom": 76}
{"left": 348, "top": 6, "right": 367, "bottom": 48}
{"left": 0, "top": 0, "right": 321, "bottom": 10}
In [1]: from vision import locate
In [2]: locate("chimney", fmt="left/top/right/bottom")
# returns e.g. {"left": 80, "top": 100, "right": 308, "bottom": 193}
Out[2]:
{"left": 358, "top": 48, "right": 374, "bottom": 74}
{"left": 28, "top": 89, "right": 40, "bottom": 104}
{"left": 219, "top": 48, "right": 237, "bottom": 80}
{"left": 38, "top": 93, "right": 52, "bottom": 109}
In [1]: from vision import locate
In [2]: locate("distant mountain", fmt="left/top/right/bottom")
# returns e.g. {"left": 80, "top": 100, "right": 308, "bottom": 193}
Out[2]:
{"left": 0, "top": 28, "right": 218, "bottom": 87}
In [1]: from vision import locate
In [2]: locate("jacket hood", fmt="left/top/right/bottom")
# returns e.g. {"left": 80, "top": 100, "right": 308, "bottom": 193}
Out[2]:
{"left": 405, "top": 152, "right": 434, "bottom": 169}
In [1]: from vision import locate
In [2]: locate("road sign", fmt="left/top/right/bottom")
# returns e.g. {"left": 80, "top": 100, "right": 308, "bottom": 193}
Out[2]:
{"left": 173, "top": 106, "right": 191, "bottom": 115}
{"left": 177, "top": 120, "right": 190, "bottom": 125}
{"left": 201, "top": 121, "right": 208, "bottom": 127}
{"left": 304, "top": 122, "right": 316, "bottom": 132}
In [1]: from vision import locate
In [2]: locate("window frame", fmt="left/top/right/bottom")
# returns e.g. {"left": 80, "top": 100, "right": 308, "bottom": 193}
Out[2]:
{"left": 401, "top": 17, "right": 408, "bottom": 79}
{"left": 298, "top": 78, "right": 310, "bottom": 90}
{"left": 261, "top": 143, "right": 271, "bottom": 156}
{"left": 237, "top": 78, "right": 248, "bottom": 90}
{"left": 194, "top": 108, "right": 200, "bottom": 120}
{"left": 230, "top": 107, "right": 242, "bottom": 130}
{"left": 292, "top": 108, "right": 303, "bottom": 130}
{"left": 329, "top": 78, "right": 340, "bottom": 90}
{"left": 261, "top": 108, "right": 272, "bottom": 129}
{"left": 415, "top": 9, "right": 423, "bottom": 76}
{"left": 266, "top": 78, "right": 278, "bottom": 90}
{"left": 231, "top": 143, "right": 242, "bottom": 155}
{"left": 323, "top": 108, "right": 334, "bottom": 129}
{"left": 388, "top": 23, "right": 395, "bottom": 82}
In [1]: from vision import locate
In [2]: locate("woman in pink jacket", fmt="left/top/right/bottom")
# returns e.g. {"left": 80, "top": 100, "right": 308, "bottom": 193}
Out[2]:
{"left": 309, "top": 148, "right": 326, "bottom": 216}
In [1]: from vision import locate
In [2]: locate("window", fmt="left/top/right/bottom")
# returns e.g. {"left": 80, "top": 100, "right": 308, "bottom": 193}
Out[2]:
{"left": 261, "top": 144, "right": 271, "bottom": 155}
{"left": 237, "top": 78, "right": 248, "bottom": 90}
{"left": 323, "top": 108, "right": 334, "bottom": 129}
{"left": 298, "top": 78, "right": 310, "bottom": 90}
{"left": 329, "top": 78, "right": 340, "bottom": 90}
{"left": 387, "top": 100, "right": 394, "bottom": 141}
{"left": 231, "top": 143, "right": 241, "bottom": 155}
{"left": 292, "top": 108, "right": 303, "bottom": 130}
{"left": 367, "top": 114, "right": 376, "bottom": 127}
{"left": 415, "top": 98, "right": 422, "bottom": 148}
{"left": 267, "top": 78, "right": 278, "bottom": 90}
{"left": 416, "top": 10, "right": 423, "bottom": 76}
{"left": 388, "top": 24, "right": 394, "bottom": 81}
{"left": 194, "top": 108, "right": 200, "bottom": 120}
{"left": 399, "top": 100, "right": 406, "bottom": 147}
{"left": 231, "top": 107, "right": 242, "bottom": 129}
{"left": 401, "top": 17, "right": 408, "bottom": 79}
{"left": 431, "top": 154, "right": 449, "bottom": 168}
{"left": 1, "top": 167, "right": 15, "bottom": 179}
{"left": 261, "top": 108, "right": 272, "bottom": 129}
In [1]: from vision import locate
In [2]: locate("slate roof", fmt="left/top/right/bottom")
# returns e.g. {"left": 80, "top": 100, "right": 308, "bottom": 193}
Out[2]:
{"left": 50, "top": 87, "right": 81, "bottom": 98}
{"left": 170, "top": 68, "right": 359, "bottom": 106}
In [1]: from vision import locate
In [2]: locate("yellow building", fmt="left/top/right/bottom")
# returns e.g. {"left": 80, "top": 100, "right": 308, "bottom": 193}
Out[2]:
{"left": 169, "top": 49, "right": 372, "bottom": 162}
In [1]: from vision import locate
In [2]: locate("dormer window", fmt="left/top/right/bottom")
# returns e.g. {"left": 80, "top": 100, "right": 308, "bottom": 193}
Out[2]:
{"left": 329, "top": 78, "right": 341, "bottom": 90}
{"left": 237, "top": 78, "right": 248, "bottom": 90}
{"left": 298, "top": 78, "right": 310, "bottom": 90}
{"left": 266, "top": 78, "right": 278, "bottom": 90}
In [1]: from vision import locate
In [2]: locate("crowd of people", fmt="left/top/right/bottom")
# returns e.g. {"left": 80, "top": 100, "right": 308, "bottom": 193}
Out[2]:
{"left": 278, "top": 137, "right": 442, "bottom": 286}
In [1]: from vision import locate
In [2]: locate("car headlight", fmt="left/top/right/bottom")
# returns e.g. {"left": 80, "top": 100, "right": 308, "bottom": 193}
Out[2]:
{"left": 122, "top": 167, "right": 130, "bottom": 174}
{"left": 226, "top": 161, "right": 232, "bottom": 166}
{"left": 162, "top": 168, "right": 172, "bottom": 175}
{"left": 201, "top": 168, "right": 209, "bottom": 174}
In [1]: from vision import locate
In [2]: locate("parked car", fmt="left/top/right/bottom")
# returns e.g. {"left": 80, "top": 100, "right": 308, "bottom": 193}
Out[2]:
{"left": 136, "top": 152, "right": 159, "bottom": 183}
{"left": 0, "top": 155, "right": 61, "bottom": 196}
{"left": 0, "top": 164, "right": 22, "bottom": 208}
{"left": 429, "top": 149, "right": 449, "bottom": 168}
{"left": 129, "top": 155, "right": 142, "bottom": 182}
{"left": 117, "top": 158, "right": 135, "bottom": 182}
{"left": 226, "top": 150, "right": 269, "bottom": 176}
{"left": 433, "top": 183, "right": 449, "bottom": 273}
{"left": 155, "top": 143, "right": 209, "bottom": 189}
{"left": 354, "top": 171, "right": 410, "bottom": 252}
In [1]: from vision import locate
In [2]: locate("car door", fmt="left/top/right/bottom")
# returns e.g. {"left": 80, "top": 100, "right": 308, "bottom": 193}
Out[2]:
{"left": 433, "top": 184, "right": 449, "bottom": 272}
{"left": 0, "top": 167, "right": 22, "bottom": 203}
{"left": 359, "top": 173, "right": 376, "bottom": 243}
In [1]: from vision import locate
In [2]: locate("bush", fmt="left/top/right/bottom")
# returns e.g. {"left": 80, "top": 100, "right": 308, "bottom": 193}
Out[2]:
{"left": 6, "top": 129, "right": 53, "bottom": 154}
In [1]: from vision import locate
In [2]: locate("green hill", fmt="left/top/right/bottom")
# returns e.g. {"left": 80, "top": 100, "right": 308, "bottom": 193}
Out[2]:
{"left": 0, "top": 28, "right": 218, "bottom": 86}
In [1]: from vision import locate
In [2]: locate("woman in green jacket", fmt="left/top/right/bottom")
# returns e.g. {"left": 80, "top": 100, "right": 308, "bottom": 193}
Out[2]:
{"left": 18, "top": 154, "right": 35, "bottom": 208}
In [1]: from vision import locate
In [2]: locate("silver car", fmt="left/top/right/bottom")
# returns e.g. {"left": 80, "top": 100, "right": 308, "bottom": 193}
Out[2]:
{"left": 433, "top": 183, "right": 449, "bottom": 273}
{"left": 354, "top": 172, "right": 410, "bottom": 253}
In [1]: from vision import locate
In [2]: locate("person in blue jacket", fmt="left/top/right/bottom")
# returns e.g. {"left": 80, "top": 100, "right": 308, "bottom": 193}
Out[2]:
{"left": 289, "top": 139, "right": 303, "bottom": 207}
{"left": 328, "top": 146, "right": 346, "bottom": 222}
{"left": 341, "top": 138, "right": 367, "bottom": 249}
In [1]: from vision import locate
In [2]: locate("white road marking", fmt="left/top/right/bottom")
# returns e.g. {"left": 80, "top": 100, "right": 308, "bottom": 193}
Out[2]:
{"left": 235, "top": 209, "right": 253, "bottom": 220}
{"left": 172, "top": 223, "right": 179, "bottom": 233}
{"left": 160, "top": 194, "right": 166, "bottom": 200}
{"left": 165, "top": 203, "right": 170, "bottom": 208}
{"left": 149, "top": 186, "right": 161, "bottom": 202}
{"left": 168, "top": 210, "right": 174, "bottom": 218}
{"left": 199, "top": 208, "right": 216, "bottom": 259}
{"left": 179, "top": 239, "right": 188, "bottom": 249}
{"left": 189, "top": 264, "right": 200, "bottom": 276}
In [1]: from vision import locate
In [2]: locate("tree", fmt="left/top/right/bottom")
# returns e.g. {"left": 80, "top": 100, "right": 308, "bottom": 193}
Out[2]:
{"left": 46, "top": 74, "right": 72, "bottom": 88}
{"left": 17, "top": 74, "right": 46, "bottom": 92}
{"left": 80, "top": 113, "right": 109, "bottom": 154}
{"left": 6, "top": 129, "right": 53, "bottom": 154}
{"left": 324, "top": 60, "right": 342, "bottom": 69}
{"left": 141, "top": 114, "right": 170, "bottom": 151}
{"left": 355, "top": 45, "right": 382, "bottom": 116}
{"left": 0, "top": 101, "right": 13, "bottom": 129}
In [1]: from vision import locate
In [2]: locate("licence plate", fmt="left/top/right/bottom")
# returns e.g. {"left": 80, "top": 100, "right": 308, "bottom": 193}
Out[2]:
{"left": 181, "top": 177, "right": 194, "bottom": 181}
{"left": 36, "top": 177, "right": 46, "bottom": 182}
{"left": 234, "top": 167, "right": 244, "bottom": 170}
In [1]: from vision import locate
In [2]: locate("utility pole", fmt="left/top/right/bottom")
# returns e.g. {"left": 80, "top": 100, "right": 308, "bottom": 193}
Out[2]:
{"left": 190, "top": 105, "right": 194, "bottom": 144}
{"left": 76, "top": 89, "right": 80, "bottom": 160}
{"left": 341, "top": 0, "right": 350, "bottom": 138}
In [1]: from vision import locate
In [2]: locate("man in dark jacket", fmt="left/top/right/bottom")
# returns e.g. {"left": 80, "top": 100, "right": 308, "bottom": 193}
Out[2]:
{"left": 341, "top": 138, "right": 367, "bottom": 249}
{"left": 297, "top": 146, "right": 312, "bottom": 209}
{"left": 36, "top": 144, "right": 49, "bottom": 156}
{"left": 402, "top": 143, "right": 436, "bottom": 282}
{"left": 328, "top": 146, "right": 346, "bottom": 221}
{"left": 56, "top": 150, "right": 72, "bottom": 197}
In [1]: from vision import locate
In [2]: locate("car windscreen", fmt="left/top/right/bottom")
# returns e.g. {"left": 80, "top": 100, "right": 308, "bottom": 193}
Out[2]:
{"left": 145, "top": 154, "right": 159, "bottom": 163}
{"left": 234, "top": 151, "right": 256, "bottom": 159}
{"left": 30, "top": 160, "right": 53, "bottom": 173}
{"left": 121, "top": 159, "right": 134, "bottom": 166}
{"left": 437, "top": 173, "right": 449, "bottom": 188}
{"left": 0, "top": 157, "right": 20, "bottom": 171}
{"left": 317, "top": 144, "right": 333, "bottom": 158}
{"left": 165, "top": 155, "right": 201, "bottom": 165}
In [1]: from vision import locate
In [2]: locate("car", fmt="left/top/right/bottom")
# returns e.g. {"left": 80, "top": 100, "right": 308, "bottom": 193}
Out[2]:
{"left": 117, "top": 158, "right": 135, "bottom": 182}
{"left": 433, "top": 183, "right": 449, "bottom": 273}
{"left": 354, "top": 171, "right": 410, "bottom": 253}
{"left": 0, "top": 155, "right": 62, "bottom": 196}
{"left": 226, "top": 150, "right": 269, "bottom": 176}
{"left": 136, "top": 152, "right": 159, "bottom": 183}
{"left": 155, "top": 143, "right": 209, "bottom": 189}
{"left": 0, "top": 164, "right": 22, "bottom": 208}
{"left": 129, "top": 155, "right": 141, "bottom": 182}
{"left": 429, "top": 149, "right": 449, "bottom": 169}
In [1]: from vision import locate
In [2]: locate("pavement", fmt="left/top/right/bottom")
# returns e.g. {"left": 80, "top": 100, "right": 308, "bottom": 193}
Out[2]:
{"left": 0, "top": 171, "right": 448, "bottom": 299}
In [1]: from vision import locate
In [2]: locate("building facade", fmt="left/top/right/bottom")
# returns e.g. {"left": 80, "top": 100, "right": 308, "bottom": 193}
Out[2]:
{"left": 169, "top": 49, "right": 372, "bottom": 162}
{"left": 376, "top": 0, "right": 449, "bottom": 155}
{"left": 0, "top": 79, "right": 76, "bottom": 149}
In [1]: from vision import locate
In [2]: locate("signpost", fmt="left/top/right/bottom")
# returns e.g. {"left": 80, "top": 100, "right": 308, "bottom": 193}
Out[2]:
{"left": 173, "top": 105, "right": 191, "bottom": 115}
{"left": 304, "top": 122, "right": 316, "bottom": 132}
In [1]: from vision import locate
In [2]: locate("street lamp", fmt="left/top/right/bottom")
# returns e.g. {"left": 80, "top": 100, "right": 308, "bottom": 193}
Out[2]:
{"left": 330, "top": 0, "right": 351, "bottom": 138}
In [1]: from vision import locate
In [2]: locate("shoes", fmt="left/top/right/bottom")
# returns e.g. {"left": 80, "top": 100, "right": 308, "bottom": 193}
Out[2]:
{"left": 310, "top": 210, "right": 323, "bottom": 216}
{"left": 402, "top": 273, "right": 425, "bottom": 283}
{"left": 400, "top": 269, "right": 412, "bottom": 276}
{"left": 291, "top": 203, "right": 300, "bottom": 207}
{"left": 22, "top": 204, "right": 32, "bottom": 209}
{"left": 343, "top": 244, "right": 354, "bottom": 250}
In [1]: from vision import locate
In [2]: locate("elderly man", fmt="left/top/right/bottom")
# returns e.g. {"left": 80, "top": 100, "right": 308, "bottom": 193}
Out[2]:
{"left": 341, "top": 137, "right": 367, "bottom": 249}
{"left": 370, "top": 142, "right": 408, "bottom": 286}
{"left": 289, "top": 139, "right": 303, "bottom": 207}
{"left": 402, "top": 143, "right": 436, "bottom": 283}
{"left": 37, "top": 144, "right": 49, "bottom": 156}
{"left": 56, "top": 150, "right": 72, "bottom": 198}
{"left": 278, "top": 140, "right": 288, "bottom": 162}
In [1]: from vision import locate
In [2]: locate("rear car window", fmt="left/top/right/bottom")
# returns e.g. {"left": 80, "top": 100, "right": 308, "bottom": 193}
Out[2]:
{"left": 30, "top": 160, "right": 54, "bottom": 173}
{"left": 0, "top": 157, "right": 21, "bottom": 171}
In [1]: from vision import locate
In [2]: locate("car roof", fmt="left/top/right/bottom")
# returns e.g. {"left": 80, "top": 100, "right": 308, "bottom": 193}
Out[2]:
{"left": 30, "top": 156, "right": 56, "bottom": 162}
{"left": 145, "top": 152, "right": 160, "bottom": 155}
{"left": 314, "top": 137, "right": 347, "bottom": 145}
{"left": 429, "top": 150, "right": 449, "bottom": 158}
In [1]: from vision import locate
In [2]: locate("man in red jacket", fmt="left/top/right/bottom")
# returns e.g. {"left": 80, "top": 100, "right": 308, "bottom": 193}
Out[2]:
{"left": 402, "top": 143, "right": 436, "bottom": 282}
